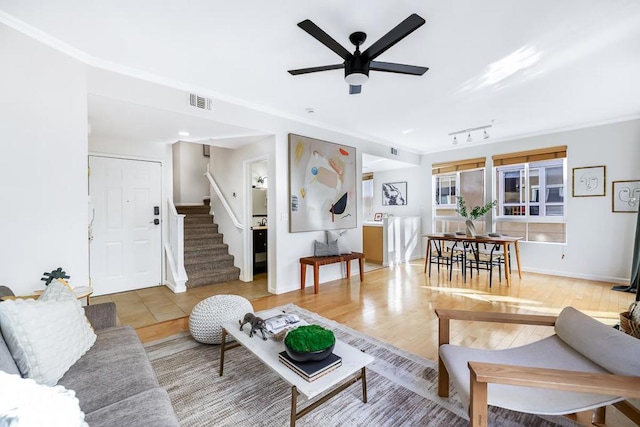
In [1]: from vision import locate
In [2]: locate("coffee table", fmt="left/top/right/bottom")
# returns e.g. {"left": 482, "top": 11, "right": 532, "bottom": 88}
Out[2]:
{"left": 219, "top": 309, "right": 375, "bottom": 426}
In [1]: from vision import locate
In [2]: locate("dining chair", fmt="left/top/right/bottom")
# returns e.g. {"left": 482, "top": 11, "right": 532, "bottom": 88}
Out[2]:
{"left": 427, "top": 239, "right": 465, "bottom": 281}
{"left": 465, "top": 242, "right": 503, "bottom": 287}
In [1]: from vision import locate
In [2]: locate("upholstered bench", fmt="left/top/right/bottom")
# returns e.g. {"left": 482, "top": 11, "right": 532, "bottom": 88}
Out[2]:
{"left": 299, "top": 252, "right": 364, "bottom": 294}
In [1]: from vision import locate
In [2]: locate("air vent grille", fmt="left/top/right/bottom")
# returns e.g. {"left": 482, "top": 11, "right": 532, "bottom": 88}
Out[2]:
{"left": 189, "top": 93, "right": 213, "bottom": 110}
{"left": 390, "top": 147, "right": 398, "bottom": 156}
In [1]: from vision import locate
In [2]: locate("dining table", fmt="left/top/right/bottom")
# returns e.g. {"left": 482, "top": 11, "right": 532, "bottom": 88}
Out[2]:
{"left": 423, "top": 233, "right": 523, "bottom": 287}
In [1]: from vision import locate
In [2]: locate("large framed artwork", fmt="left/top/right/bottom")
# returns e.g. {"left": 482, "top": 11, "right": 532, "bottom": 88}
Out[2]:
{"left": 572, "top": 165, "right": 605, "bottom": 197}
{"left": 382, "top": 182, "right": 407, "bottom": 206}
{"left": 288, "top": 134, "right": 357, "bottom": 232}
{"left": 612, "top": 180, "right": 640, "bottom": 213}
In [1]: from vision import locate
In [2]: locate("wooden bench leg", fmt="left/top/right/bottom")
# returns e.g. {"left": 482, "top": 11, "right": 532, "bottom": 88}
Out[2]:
{"left": 300, "top": 263, "right": 306, "bottom": 290}
{"left": 346, "top": 258, "right": 351, "bottom": 279}
{"left": 359, "top": 257, "right": 364, "bottom": 282}
{"left": 313, "top": 264, "right": 319, "bottom": 294}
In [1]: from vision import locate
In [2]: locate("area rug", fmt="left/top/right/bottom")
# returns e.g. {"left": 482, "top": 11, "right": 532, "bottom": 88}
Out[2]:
{"left": 145, "top": 304, "right": 577, "bottom": 427}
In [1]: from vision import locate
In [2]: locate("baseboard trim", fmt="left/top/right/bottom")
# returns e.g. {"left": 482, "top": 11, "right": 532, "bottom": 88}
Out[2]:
{"left": 519, "top": 267, "right": 628, "bottom": 285}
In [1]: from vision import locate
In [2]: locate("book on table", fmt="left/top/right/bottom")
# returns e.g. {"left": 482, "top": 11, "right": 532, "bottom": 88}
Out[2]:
{"left": 278, "top": 351, "right": 342, "bottom": 382}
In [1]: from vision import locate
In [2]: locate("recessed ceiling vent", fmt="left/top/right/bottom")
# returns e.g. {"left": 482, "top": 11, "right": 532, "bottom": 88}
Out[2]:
{"left": 390, "top": 147, "right": 398, "bottom": 156}
{"left": 189, "top": 93, "right": 213, "bottom": 111}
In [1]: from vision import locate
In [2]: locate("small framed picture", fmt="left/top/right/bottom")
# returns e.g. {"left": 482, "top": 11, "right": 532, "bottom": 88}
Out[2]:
{"left": 203, "top": 144, "right": 210, "bottom": 157}
{"left": 612, "top": 180, "right": 640, "bottom": 213}
{"left": 374, "top": 213, "right": 383, "bottom": 221}
{"left": 572, "top": 166, "right": 605, "bottom": 197}
{"left": 382, "top": 181, "right": 407, "bottom": 206}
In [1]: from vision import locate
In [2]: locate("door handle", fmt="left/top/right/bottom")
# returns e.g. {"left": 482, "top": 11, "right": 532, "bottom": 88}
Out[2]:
{"left": 150, "top": 219, "right": 160, "bottom": 225}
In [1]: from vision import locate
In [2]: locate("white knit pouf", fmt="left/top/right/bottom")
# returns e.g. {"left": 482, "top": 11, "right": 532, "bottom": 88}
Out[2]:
{"left": 189, "top": 295, "right": 253, "bottom": 344}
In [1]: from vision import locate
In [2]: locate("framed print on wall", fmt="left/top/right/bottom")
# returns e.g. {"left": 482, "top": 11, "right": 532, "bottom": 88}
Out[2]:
{"left": 612, "top": 180, "right": 640, "bottom": 213}
{"left": 374, "top": 213, "right": 383, "bottom": 221}
{"left": 288, "top": 134, "right": 357, "bottom": 232}
{"left": 382, "top": 182, "right": 407, "bottom": 206}
{"left": 572, "top": 165, "right": 605, "bottom": 197}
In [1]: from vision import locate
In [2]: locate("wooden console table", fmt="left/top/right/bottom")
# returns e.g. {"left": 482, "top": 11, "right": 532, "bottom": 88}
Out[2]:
{"left": 300, "top": 252, "right": 365, "bottom": 294}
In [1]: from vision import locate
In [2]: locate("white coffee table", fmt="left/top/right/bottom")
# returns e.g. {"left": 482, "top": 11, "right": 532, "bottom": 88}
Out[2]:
{"left": 219, "top": 308, "right": 375, "bottom": 426}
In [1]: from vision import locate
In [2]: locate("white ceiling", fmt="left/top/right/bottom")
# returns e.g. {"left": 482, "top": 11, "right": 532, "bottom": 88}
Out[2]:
{"left": 2, "top": 1, "right": 640, "bottom": 157}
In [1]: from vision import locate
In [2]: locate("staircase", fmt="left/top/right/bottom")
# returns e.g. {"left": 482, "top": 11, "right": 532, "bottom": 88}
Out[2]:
{"left": 176, "top": 205, "right": 240, "bottom": 288}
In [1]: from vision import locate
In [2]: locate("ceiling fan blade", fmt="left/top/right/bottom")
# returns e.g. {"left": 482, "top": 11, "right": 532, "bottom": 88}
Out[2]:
{"left": 362, "top": 14, "right": 425, "bottom": 61}
{"left": 349, "top": 85, "right": 361, "bottom": 95}
{"left": 298, "top": 19, "right": 351, "bottom": 60}
{"left": 288, "top": 64, "right": 344, "bottom": 75}
{"left": 370, "top": 61, "right": 428, "bottom": 75}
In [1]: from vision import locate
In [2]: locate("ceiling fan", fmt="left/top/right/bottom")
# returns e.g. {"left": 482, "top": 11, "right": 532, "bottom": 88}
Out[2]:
{"left": 288, "top": 13, "right": 428, "bottom": 94}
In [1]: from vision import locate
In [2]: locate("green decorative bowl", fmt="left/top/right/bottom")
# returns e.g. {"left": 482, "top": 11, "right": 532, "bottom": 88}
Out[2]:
{"left": 284, "top": 325, "right": 335, "bottom": 362}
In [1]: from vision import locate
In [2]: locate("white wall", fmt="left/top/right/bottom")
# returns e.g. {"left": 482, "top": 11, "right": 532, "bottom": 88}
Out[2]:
{"left": 172, "top": 141, "right": 210, "bottom": 205}
{"left": 378, "top": 119, "right": 640, "bottom": 284}
{"left": 0, "top": 24, "right": 88, "bottom": 295}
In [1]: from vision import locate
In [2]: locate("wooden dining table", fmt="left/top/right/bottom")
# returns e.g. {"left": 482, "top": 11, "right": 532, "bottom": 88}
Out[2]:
{"left": 423, "top": 234, "right": 523, "bottom": 286}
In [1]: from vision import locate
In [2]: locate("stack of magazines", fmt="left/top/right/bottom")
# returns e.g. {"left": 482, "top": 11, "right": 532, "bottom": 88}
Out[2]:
{"left": 278, "top": 351, "right": 342, "bottom": 382}
{"left": 264, "top": 313, "right": 301, "bottom": 334}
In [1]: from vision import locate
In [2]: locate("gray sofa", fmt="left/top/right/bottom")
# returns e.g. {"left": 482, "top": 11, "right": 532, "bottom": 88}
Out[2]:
{"left": 0, "top": 299, "right": 179, "bottom": 427}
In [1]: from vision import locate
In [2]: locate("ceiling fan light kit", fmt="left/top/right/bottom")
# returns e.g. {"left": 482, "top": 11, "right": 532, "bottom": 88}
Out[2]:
{"left": 288, "top": 14, "right": 428, "bottom": 94}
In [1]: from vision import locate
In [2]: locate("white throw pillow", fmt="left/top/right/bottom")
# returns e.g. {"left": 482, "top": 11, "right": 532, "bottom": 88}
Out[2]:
{"left": 0, "top": 297, "right": 96, "bottom": 386}
{"left": 38, "top": 279, "right": 76, "bottom": 302}
{"left": 0, "top": 371, "right": 88, "bottom": 427}
{"left": 326, "top": 230, "right": 352, "bottom": 254}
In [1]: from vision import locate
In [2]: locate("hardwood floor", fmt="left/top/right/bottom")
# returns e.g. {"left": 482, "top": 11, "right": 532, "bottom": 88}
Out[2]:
{"left": 107, "top": 259, "right": 636, "bottom": 426}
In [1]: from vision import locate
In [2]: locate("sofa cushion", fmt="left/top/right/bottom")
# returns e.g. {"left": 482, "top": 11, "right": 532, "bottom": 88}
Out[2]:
{"left": 0, "top": 331, "right": 20, "bottom": 375}
{"left": 84, "top": 388, "right": 179, "bottom": 427}
{"left": 555, "top": 306, "right": 640, "bottom": 376}
{"left": 0, "top": 298, "right": 96, "bottom": 385}
{"left": 59, "top": 326, "right": 160, "bottom": 414}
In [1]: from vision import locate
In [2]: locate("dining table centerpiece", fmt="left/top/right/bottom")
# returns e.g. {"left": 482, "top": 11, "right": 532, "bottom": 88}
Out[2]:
{"left": 457, "top": 197, "right": 497, "bottom": 237}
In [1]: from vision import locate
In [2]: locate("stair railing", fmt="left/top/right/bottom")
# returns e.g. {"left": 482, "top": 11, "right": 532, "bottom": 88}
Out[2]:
{"left": 205, "top": 164, "right": 245, "bottom": 230}
{"left": 165, "top": 199, "right": 187, "bottom": 292}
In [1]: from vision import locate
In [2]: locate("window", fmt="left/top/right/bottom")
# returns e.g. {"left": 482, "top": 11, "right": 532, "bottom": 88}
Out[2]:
{"left": 432, "top": 158, "right": 487, "bottom": 234}
{"left": 493, "top": 146, "right": 567, "bottom": 243}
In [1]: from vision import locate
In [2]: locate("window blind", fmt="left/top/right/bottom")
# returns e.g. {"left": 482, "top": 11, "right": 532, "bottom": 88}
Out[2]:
{"left": 492, "top": 146, "right": 567, "bottom": 167}
{"left": 431, "top": 157, "right": 486, "bottom": 175}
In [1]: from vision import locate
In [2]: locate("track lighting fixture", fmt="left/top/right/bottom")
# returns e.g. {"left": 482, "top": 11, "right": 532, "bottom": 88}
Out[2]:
{"left": 449, "top": 124, "right": 493, "bottom": 145}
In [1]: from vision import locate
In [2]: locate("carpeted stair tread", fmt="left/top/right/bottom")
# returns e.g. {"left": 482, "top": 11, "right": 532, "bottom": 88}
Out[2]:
{"left": 184, "top": 227, "right": 219, "bottom": 237}
{"left": 184, "top": 243, "right": 229, "bottom": 256}
{"left": 186, "top": 267, "right": 241, "bottom": 287}
{"left": 183, "top": 222, "right": 218, "bottom": 231}
{"left": 184, "top": 253, "right": 234, "bottom": 267}
{"left": 184, "top": 235, "right": 224, "bottom": 246}
{"left": 176, "top": 205, "right": 211, "bottom": 215}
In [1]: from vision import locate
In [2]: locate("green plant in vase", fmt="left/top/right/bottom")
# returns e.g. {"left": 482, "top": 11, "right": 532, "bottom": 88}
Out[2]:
{"left": 457, "top": 197, "right": 497, "bottom": 237}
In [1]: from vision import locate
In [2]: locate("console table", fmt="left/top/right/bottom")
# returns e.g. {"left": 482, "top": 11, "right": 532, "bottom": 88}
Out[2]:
{"left": 300, "top": 252, "right": 365, "bottom": 294}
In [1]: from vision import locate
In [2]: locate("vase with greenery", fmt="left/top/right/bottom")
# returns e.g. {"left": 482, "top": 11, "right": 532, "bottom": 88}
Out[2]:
{"left": 457, "top": 197, "right": 497, "bottom": 237}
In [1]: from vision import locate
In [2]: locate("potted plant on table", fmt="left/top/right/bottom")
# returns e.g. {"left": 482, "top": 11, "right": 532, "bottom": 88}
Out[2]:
{"left": 457, "top": 197, "right": 497, "bottom": 237}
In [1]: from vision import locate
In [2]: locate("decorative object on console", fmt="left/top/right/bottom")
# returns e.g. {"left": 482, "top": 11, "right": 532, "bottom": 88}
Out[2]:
{"left": 289, "top": 134, "right": 356, "bottom": 232}
{"left": 284, "top": 324, "right": 335, "bottom": 362}
{"left": 325, "top": 229, "right": 352, "bottom": 254}
{"left": 382, "top": 182, "right": 407, "bottom": 206}
{"left": 457, "top": 196, "right": 497, "bottom": 237}
{"left": 572, "top": 165, "right": 606, "bottom": 197}
{"left": 313, "top": 239, "right": 340, "bottom": 257}
{"left": 612, "top": 180, "right": 640, "bottom": 212}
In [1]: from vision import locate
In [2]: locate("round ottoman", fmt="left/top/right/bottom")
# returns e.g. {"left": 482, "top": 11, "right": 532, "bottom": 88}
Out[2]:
{"left": 189, "top": 295, "right": 253, "bottom": 344}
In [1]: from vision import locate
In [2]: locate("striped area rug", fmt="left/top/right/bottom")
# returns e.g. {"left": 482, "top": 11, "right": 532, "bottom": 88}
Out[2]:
{"left": 145, "top": 304, "right": 576, "bottom": 427}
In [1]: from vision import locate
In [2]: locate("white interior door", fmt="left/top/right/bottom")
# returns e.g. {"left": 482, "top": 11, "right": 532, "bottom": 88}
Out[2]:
{"left": 89, "top": 156, "right": 162, "bottom": 295}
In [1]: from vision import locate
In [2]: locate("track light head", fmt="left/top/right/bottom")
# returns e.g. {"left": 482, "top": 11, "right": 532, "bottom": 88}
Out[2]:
{"left": 467, "top": 132, "right": 472, "bottom": 143}
{"left": 452, "top": 135, "right": 458, "bottom": 145}
{"left": 483, "top": 129, "right": 490, "bottom": 139}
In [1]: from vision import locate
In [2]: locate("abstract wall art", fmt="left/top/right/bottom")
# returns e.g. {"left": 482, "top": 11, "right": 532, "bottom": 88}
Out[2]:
{"left": 612, "top": 180, "right": 640, "bottom": 213}
{"left": 572, "top": 165, "right": 605, "bottom": 197}
{"left": 288, "top": 134, "right": 357, "bottom": 232}
{"left": 382, "top": 182, "right": 407, "bottom": 206}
